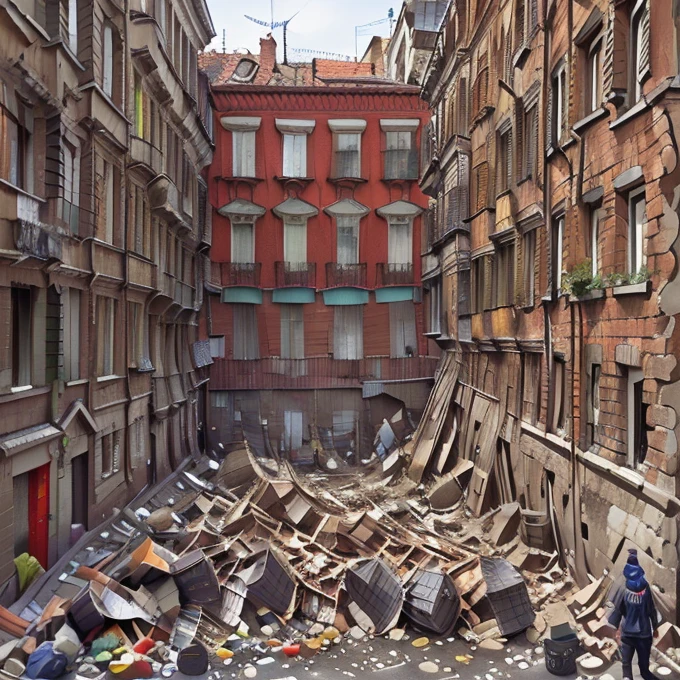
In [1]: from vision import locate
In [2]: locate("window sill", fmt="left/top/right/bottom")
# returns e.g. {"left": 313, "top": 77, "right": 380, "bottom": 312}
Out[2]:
{"left": 572, "top": 107, "right": 609, "bottom": 134}
{"left": 65, "top": 379, "right": 89, "bottom": 387}
{"left": 568, "top": 289, "right": 605, "bottom": 303}
{"left": 520, "top": 421, "right": 572, "bottom": 452}
{"left": 0, "top": 179, "right": 45, "bottom": 202}
{"left": 612, "top": 280, "right": 652, "bottom": 297}
{"left": 424, "top": 331, "right": 442, "bottom": 338}
{"left": 96, "top": 375, "right": 124, "bottom": 383}
{"left": 609, "top": 97, "right": 650, "bottom": 130}
{"left": 10, "top": 385, "right": 33, "bottom": 394}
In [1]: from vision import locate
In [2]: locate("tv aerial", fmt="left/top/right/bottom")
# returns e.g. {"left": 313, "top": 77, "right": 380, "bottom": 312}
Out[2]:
{"left": 244, "top": 1, "right": 302, "bottom": 64}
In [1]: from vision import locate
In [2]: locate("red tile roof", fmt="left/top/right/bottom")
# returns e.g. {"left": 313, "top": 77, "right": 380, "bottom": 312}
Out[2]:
{"left": 313, "top": 59, "right": 375, "bottom": 80}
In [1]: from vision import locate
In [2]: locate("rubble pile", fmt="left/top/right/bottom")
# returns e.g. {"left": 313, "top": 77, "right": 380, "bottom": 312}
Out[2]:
{"left": 0, "top": 449, "right": 545, "bottom": 680}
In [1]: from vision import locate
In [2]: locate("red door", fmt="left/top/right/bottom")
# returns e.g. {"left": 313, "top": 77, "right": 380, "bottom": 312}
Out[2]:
{"left": 28, "top": 463, "right": 50, "bottom": 568}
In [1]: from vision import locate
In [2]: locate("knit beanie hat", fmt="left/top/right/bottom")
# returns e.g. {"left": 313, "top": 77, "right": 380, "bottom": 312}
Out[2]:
{"left": 627, "top": 548, "right": 640, "bottom": 566}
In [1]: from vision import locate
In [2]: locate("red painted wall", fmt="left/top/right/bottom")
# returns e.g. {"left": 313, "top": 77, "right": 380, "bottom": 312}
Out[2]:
{"left": 208, "top": 85, "right": 435, "bottom": 378}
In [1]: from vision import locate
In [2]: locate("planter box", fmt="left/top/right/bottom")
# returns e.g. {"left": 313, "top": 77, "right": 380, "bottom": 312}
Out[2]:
{"left": 569, "top": 289, "right": 605, "bottom": 303}
{"left": 612, "top": 280, "right": 652, "bottom": 297}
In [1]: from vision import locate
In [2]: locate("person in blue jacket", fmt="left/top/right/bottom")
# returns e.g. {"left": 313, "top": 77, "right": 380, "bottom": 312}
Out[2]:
{"left": 608, "top": 549, "right": 659, "bottom": 680}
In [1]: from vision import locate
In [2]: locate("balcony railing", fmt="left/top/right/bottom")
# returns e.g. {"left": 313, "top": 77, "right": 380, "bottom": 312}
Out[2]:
{"left": 275, "top": 261, "right": 316, "bottom": 287}
{"left": 383, "top": 149, "right": 419, "bottom": 180}
{"left": 325, "top": 262, "right": 367, "bottom": 288}
{"left": 376, "top": 263, "right": 414, "bottom": 286}
{"left": 222, "top": 262, "right": 261, "bottom": 287}
{"left": 211, "top": 356, "right": 440, "bottom": 390}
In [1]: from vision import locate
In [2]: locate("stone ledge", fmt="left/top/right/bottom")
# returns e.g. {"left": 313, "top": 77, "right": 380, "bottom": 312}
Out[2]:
{"left": 612, "top": 280, "right": 652, "bottom": 297}
{"left": 569, "top": 289, "right": 605, "bottom": 303}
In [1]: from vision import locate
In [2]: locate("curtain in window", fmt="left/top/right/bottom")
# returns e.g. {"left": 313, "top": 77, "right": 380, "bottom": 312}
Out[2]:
{"left": 284, "top": 220, "right": 307, "bottom": 268}
{"left": 232, "top": 222, "right": 254, "bottom": 263}
{"left": 385, "top": 131, "right": 413, "bottom": 179}
{"left": 233, "top": 304, "right": 259, "bottom": 360}
{"left": 389, "top": 301, "right": 417, "bottom": 357}
{"left": 283, "top": 134, "right": 306, "bottom": 177}
{"left": 388, "top": 219, "right": 412, "bottom": 265}
{"left": 334, "top": 306, "right": 363, "bottom": 360}
{"left": 280, "top": 304, "right": 304, "bottom": 359}
{"left": 284, "top": 410, "right": 303, "bottom": 451}
{"left": 335, "top": 133, "right": 360, "bottom": 177}
{"left": 233, "top": 130, "right": 256, "bottom": 177}
{"left": 337, "top": 216, "right": 359, "bottom": 264}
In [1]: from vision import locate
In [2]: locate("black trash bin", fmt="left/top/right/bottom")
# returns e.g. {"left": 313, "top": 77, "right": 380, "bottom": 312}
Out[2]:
{"left": 545, "top": 625, "right": 582, "bottom": 677}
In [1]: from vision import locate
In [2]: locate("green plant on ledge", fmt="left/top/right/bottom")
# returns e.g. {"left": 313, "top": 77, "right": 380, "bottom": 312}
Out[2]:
{"left": 604, "top": 266, "right": 653, "bottom": 287}
{"left": 561, "top": 259, "right": 603, "bottom": 297}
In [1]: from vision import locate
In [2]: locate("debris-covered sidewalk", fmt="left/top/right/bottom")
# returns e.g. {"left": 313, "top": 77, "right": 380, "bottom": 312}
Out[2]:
{"left": 0, "top": 448, "right": 678, "bottom": 680}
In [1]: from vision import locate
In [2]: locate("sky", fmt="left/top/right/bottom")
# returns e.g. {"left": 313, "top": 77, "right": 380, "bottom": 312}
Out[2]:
{"left": 204, "top": 0, "right": 396, "bottom": 62}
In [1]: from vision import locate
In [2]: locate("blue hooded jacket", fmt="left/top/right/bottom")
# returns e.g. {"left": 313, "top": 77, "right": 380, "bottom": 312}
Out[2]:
{"left": 608, "top": 563, "right": 658, "bottom": 638}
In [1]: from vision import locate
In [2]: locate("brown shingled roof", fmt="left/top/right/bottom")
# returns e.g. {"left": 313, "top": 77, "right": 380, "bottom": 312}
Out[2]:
{"left": 199, "top": 51, "right": 253, "bottom": 85}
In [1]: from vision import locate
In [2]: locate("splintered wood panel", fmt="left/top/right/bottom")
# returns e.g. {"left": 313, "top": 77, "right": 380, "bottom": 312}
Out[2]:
{"left": 304, "top": 302, "right": 332, "bottom": 356}
{"left": 363, "top": 301, "right": 390, "bottom": 357}
{"left": 262, "top": 302, "right": 280, "bottom": 357}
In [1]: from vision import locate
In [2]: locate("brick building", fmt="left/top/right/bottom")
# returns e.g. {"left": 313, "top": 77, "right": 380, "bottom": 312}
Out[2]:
{"left": 418, "top": 0, "right": 680, "bottom": 619}
{"left": 202, "top": 39, "right": 438, "bottom": 462}
{"left": 0, "top": 0, "right": 214, "bottom": 582}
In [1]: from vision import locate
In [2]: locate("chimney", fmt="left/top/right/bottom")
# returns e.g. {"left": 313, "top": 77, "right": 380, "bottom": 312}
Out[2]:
{"left": 260, "top": 34, "right": 278, "bottom": 73}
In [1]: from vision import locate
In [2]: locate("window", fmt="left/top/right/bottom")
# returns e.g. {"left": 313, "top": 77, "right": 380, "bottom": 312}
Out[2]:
{"left": 384, "top": 131, "right": 417, "bottom": 180}
{"left": 427, "top": 278, "right": 442, "bottom": 333}
{"left": 183, "top": 158, "right": 193, "bottom": 216}
{"left": 96, "top": 296, "right": 115, "bottom": 376}
{"left": 284, "top": 219, "right": 307, "bottom": 268}
{"left": 232, "top": 130, "right": 256, "bottom": 177}
{"left": 337, "top": 216, "right": 359, "bottom": 265}
{"left": 128, "top": 302, "right": 144, "bottom": 368}
{"left": 493, "top": 241, "right": 515, "bottom": 307}
{"left": 627, "top": 368, "right": 649, "bottom": 467}
{"left": 388, "top": 217, "right": 412, "bottom": 265}
{"left": 521, "top": 229, "right": 536, "bottom": 306}
{"left": 586, "top": 362, "right": 601, "bottom": 448}
{"left": 0, "top": 100, "right": 32, "bottom": 191}
{"left": 551, "top": 62, "right": 567, "bottom": 145}
{"left": 67, "top": 0, "right": 78, "bottom": 52}
{"left": 134, "top": 72, "right": 144, "bottom": 137}
{"left": 522, "top": 104, "right": 538, "bottom": 179}
{"left": 497, "top": 126, "right": 512, "bottom": 194}
{"left": 129, "top": 183, "right": 150, "bottom": 257}
{"left": 471, "top": 257, "right": 488, "bottom": 313}
{"left": 101, "top": 430, "right": 121, "bottom": 478}
{"left": 283, "top": 411, "right": 303, "bottom": 453}
{"left": 628, "top": 188, "right": 646, "bottom": 275}
{"left": 232, "top": 221, "right": 255, "bottom": 263}
{"left": 472, "top": 162, "right": 489, "bottom": 212}
{"left": 103, "top": 23, "right": 114, "bottom": 97}
{"left": 590, "top": 208, "right": 600, "bottom": 277}
{"left": 333, "top": 306, "right": 363, "bottom": 360}
{"left": 63, "top": 288, "right": 80, "bottom": 382}
{"left": 515, "top": 0, "right": 525, "bottom": 49}
{"left": 521, "top": 353, "right": 541, "bottom": 425}
{"left": 282, "top": 134, "right": 307, "bottom": 177}
{"left": 552, "top": 216, "right": 564, "bottom": 295}
{"left": 333, "top": 133, "right": 361, "bottom": 178}
{"left": 11, "top": 287, "right": 32, "bottom": 388}
{"left": 280, "top": 304, "right": 304, "bottom": 359}
{"left": 390, "top": 301, "right": 417, "bottom": 358}
{"left": 96, "top": 156, "right": 118, "bottom": 244}
{"left": 233, "top": 58, "right": 258, "bottom": 82}
{"left": 209, "top": 335, "right": 225, "bottom": 358}
{"left": 155, "top": 0, "right": 167, "bottom": 38}
{"left": 232, "top": 305, "right": 259, "bottom": 360}
{"left": 630, "top": 0, "right": 649, "bottom": 103}
{"left": 551, "top": 356, "right": 567, "bottom": 433}
{"left": 62, "top": 142, "right": 80, "bottom": 233}
{"left": 587, "top": 36, "right": 603, "bottom": 114}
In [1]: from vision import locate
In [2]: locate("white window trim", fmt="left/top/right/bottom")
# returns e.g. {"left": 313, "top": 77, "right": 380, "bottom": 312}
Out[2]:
{"left": 555, "top": 216, "right": 564, "bottom": 292}
{"left": 379, "top": 119, "right": 420, "bottom": 132}
{"left": 220, "top": 116, "right": 262, "bottom": 132}
{"left": 230, "top": 218, "right": 255, "bottom": 264}
{"left": 627, "top": 186, "right": 646, "bottom": 274}
{"left": 590, "top": 209, "right": 600, "bottom": 277}
{"left": 275, "top": 119, "right": 316, "bottom": 135}
{"left": 626, "top": 367, "right": 645, "bottom": 468}
{"left": 328, "top": 119, "right": 367, "bottom": 133}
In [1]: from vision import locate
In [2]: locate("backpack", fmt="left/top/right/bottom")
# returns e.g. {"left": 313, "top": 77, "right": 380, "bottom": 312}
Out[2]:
{"left": 25, "top": 642, "right": 69, "bottom": 680}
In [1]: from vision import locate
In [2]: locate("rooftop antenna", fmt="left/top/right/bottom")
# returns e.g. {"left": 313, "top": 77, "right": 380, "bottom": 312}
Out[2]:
{"left": 388, "top": 7, "right": 395, "bottom": 36}
{"left": 355, "top": 12, "right": 392, "bottom": 60}
{"left": 244, "top": 6, "right": 302, "bottom": 65}
{"left": 222, "top": 28, "right": 226, "bottom": 53}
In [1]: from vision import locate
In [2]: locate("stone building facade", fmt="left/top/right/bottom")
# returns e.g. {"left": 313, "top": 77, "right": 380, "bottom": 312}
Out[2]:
{"left": 419, "top": 0, "right": 680, "bottom": 619}
{"left": 0, "top": 0, "right": 214, "bottom": 582}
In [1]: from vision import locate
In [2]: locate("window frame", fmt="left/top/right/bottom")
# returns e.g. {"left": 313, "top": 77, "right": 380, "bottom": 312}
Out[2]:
{"left": 550, "top": 355, "right": 567, "bottom": 434}
{"left": 551, "top": 61, "right": 568, "bottom": 146}
{"left": 102, "top": 23, "right": 114, "bottom": 98}
{"left": 521, "top": 228, "right": 536, "bottom": 307}
{"left": 552, "top": 215, "right": 565, "bottom": 296}
{"left": 10, "top": 287, "right": 32, "bottom": 389}
{"left": 282, "top": 133, "right": 307, "bottom": 178}
{"left": 627, "top": 187, "right": 646, "bottom": 275}
{"left": 96, "top": 296, "right": 116, "bottom": 377}
{"left": 586, "top": 34, "right": 604, "bottom": 114}
{"left": 336, "top": 215, "right": 360, "bottom": 265}
{"left": 232, "top": 130, "right": 257, "bottom": 178}
{"left": 332, "top": 132, "right": 362, "bottom": 179}
{"left": 629, "top": 0, "right": 647, "bottom": 103}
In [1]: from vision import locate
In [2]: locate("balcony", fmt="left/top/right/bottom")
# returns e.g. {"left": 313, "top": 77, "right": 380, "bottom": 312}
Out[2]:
{"left": 148, "top": 175, "right": 185, "bottom": 229}
{"left": 127, "top": 252, "right": 155, "bottom": 289}
{"left": 221, "top": 262, "right": 261, "bottom": 287}
{"left": 211, "top": 356, "right": 440, "bottom": 390}
{"left": 174, "top": 281, "right": 195, "bottom": 309}
{"left": 383, "top": 149, "right": 419, "bottom": 181}
{"left": 325, "top": 262, "right": 367, "bottom": 288}
{"left": 130, "top": 136, "right": 163, "bottom": 178}
{"left": 275, "top": 261, "right": 316, "bottom": 288}
{"left": 376, "top": 263, "right": 414, "bottom": 286}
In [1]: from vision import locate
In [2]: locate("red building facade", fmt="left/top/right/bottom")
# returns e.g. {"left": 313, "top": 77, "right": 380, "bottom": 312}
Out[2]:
{"left": 206, "top": 83, "right": 438, "bottom": 459}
